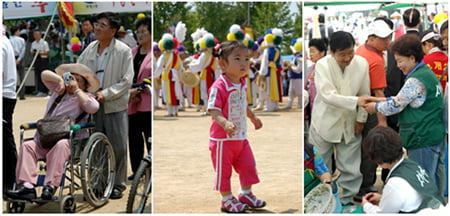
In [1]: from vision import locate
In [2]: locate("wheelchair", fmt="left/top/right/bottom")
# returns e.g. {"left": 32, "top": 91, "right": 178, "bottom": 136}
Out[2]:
{"left": 6, "top": 122, "right": 116, "bottom": 213}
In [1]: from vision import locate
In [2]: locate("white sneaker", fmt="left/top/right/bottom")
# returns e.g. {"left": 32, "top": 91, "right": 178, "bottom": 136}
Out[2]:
{"left": 221, "top": 196, "right": 248, "bottom": 213}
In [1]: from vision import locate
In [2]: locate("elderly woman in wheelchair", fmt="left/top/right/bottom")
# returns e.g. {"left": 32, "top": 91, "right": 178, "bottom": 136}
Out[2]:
{"left": 6, "top": 64, "right": 100, "bottom": 201}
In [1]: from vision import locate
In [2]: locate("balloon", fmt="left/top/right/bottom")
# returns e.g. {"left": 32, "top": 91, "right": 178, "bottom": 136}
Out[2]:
{"left": 72, "top": 43, "right": 81, "bottom": 52}
{"left": 137, "top": 13, "right": 146, "bottom": 20}
{"left": 71, "top": 36, "right": 80, "bottom": 44}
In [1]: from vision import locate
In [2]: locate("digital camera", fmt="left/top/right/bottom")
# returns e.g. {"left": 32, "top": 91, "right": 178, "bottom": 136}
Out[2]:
{"left": 62, "top": 72, "right": 73, "bottom": 86}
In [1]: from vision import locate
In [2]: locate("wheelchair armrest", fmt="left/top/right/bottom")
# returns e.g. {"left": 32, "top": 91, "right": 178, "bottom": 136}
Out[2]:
{"left": 20, "top": 123, "right": 37, "bottom": 130}
{"left": 71, "top": 122, "right": 95, "bottom": 132}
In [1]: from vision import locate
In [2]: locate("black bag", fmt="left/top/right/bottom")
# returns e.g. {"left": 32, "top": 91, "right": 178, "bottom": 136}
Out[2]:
{"left": 36, "top": 93, "right": 86, "bottom": 149}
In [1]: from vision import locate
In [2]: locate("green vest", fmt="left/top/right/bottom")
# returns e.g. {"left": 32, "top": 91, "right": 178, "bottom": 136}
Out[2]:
{"left": 398, "top": 64, "right": 444, "bottom": 150}
{"left": 389, "top": 159, "right": 445, "bottom": 213}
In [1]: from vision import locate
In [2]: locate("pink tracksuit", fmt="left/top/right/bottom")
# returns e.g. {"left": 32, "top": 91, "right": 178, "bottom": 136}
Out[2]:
{"left": 207, "top": 74, "right": 260, "bottom": 191}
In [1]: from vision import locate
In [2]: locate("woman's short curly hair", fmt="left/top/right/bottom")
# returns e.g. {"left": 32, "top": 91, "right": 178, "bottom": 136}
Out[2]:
{"left": 389, "top": 34, "right": 424, "bottom": 62}
{"left": 362, "top": 126, "right": 404, "bottom": 165}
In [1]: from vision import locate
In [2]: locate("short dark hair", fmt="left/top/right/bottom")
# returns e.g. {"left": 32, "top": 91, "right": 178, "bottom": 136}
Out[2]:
{"left": 362, "top": 126, "right": 404, "bottom": 165}
{"left": 82, "top": 17, "right": 94, "bottom": 26}
{"left": 10, "top": 26, "right": 19, "bottom": 35}
{"left": 441, "top": 20, "right": 448, "bottom": 34}
{"left": 390, "top": 34, "right": 424, "bottom": 62}
{"left": 95, "top": 12, "right": 121, "bottom": 31}
{"left": 309, "top": 38, "right": 328, "bottom": 56}
{"left": 329, "top": 31, "right": 355, "bottom": 53}
{"left": 318, "top": 13, "right": 325, "bottom": 23}
{"left": 215, "top": 40, "right": 248, "bottom": 62}
{"left": 403, "top": 8, "right": 421, "bottom": 27}
{"left": 135, "top": 16, "right": 151, "bottom": 34}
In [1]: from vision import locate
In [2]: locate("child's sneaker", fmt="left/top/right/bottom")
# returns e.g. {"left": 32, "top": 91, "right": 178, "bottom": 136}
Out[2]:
{"left": 221, "top": 196, "right": 248, "bottom": 213}
{"left": 238, "top": 192, "right": 266, "bottom": 208}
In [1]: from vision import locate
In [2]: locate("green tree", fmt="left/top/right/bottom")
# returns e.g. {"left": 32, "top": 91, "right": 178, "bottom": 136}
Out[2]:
{"left": 252, "top": 2, "right": 298, "bottom": 55}
{"left": 153, "top": 2, "right": 191, "bottom": 42}
{"left": 153, "top": 2, "right": 302, "bottom": 55}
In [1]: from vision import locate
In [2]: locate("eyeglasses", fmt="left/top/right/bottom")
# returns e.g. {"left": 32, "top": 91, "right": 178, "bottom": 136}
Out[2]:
{"left": 93, "top": 22, "right": 109, "bottom": 29}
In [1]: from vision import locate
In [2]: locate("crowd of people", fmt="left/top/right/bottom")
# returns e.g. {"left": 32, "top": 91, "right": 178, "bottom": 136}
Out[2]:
{"left": 2, "top": 12, "right": 151, "bottom": 201}
{"left": 304, "top": 7, "right": 448, "bottom": 213}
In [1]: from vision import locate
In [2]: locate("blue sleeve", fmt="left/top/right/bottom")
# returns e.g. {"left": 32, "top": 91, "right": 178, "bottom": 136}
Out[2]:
{"left": 313, "top": 147, "right": 329, "bottom": 175}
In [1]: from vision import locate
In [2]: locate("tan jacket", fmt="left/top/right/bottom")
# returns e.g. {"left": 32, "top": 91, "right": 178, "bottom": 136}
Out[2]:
{"left": 78, "top": 39, "right": 133, "bottom": 114}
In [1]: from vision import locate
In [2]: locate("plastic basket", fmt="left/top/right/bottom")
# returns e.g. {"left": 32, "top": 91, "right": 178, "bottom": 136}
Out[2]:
{"left": 304, "top": 183, "right": 336, "bottom": 213}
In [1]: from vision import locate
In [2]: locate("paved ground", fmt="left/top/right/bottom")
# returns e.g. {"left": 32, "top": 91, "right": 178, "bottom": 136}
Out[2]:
{"left": 152, "top": 96, "right": 303, "bottom": 213}
{"left": 2, "top": 95, "right": 150, "bottom": 213}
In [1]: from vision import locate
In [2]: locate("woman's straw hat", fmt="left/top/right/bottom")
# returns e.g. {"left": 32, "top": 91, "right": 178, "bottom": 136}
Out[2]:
{"left": 55, "top": 63, "right": 100, "bottom": 93}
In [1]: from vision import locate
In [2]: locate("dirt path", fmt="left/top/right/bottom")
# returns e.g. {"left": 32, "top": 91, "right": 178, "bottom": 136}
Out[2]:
{"left": 153, "top": 97, "right": 303, "bottom": 213}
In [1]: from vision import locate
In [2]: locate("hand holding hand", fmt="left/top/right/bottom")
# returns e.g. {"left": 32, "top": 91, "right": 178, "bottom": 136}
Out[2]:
{"left": 363, "top": 102, "right": 378, "bottom": 114}
{"left": 357, "top": 96, "right": 372, "bottom": 107}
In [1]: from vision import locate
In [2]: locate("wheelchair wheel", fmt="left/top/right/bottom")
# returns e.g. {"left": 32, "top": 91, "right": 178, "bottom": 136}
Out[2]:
{"left": 60, "top": 195, "right": 76, "bottom": 213}
{"left": 6, "top": 201, "right": 25, "bottom": 213}
{"left": 126, "top": 159, "right": 152, "bottom": 213}
{"left": 80, "top": 132, "right": 116, "bottom": 207}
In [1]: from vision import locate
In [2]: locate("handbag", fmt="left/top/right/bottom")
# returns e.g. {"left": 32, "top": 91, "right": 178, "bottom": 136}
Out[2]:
{"left": 37, "top": 94, "right": 87, "bottom": 149}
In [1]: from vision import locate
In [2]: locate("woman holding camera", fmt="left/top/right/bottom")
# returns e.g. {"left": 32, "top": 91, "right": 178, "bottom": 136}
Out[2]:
{"left": 6, "top": 64, "right": 100, "bottom": 201}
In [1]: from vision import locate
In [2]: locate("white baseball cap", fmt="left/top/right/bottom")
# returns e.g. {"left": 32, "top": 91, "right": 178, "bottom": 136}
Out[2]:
{"left": 367, "top": 20, "right": 393, "bottom": 38}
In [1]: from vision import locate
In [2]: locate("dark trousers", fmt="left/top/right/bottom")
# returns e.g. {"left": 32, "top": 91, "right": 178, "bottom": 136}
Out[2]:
{"left": 16, "top": 60, "right": 25, "bottom": 99}
{"left": 128, "top": 111, "right": 152, "bottom": 173}
{"left": 359, "top": 113, "right": 378, "bottom": 192}
{"left": 34, "top": 59, "right": 49, "bottom": 93}
{"left": 3, "top": 97, "right": 17, "bottom": 191}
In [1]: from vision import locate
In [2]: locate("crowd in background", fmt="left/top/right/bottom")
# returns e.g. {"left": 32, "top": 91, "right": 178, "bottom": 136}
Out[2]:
{"left": 304, "top": 6, "right": 449, "bottom": 214}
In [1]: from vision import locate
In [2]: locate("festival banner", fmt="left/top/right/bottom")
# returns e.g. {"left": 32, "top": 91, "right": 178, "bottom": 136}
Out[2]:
{"left": 72, "top": 2, "right": 151, "bottom": 15}
{"left": 3, "top": 1, "right": 151, "bottom": 20}
{"left": 3, "top": 1, "right": 58, "bottom": 20}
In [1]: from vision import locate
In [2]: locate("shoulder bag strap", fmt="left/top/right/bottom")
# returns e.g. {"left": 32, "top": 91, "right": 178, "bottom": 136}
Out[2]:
{"left": 74, "top": 112, "right": 88, "bottom": 123}
{"left": 45, "top": 93, "right": 65, "bottom": 117}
